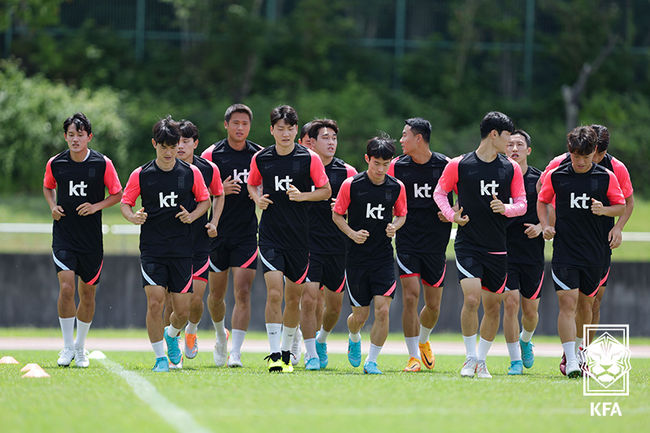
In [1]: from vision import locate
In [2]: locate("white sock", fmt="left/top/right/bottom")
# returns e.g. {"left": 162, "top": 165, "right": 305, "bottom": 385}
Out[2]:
{"left": 266, "top": 323, "right": 282, "bottom": 353}
{"left": 575, "top": 337, "right": 584, "bottom": 350}
{"left": 349, "top": 331, "right": 361, "bottom": 343}
{"left": 477, "top": 337, "right": 493, "bottom": 362}
{"left": 280, "top": 326, "right": 297, "bottom": 352}
{"left": 520, "top": 328, "right": 534, "bottom": 343}
{"left": 463, "top": 334, "right": 477, "bottom": 359}
{"left": 231, "top": 329, "right": 246, "bottom": 355}
{"left": 405, "top": 336, "right": 419, "bottom": 358}
{"left": 418, "top": 325, "right": 432, "bottom": 344}
{"left": 213, "top": 319, "right": 227, "bottom": 341}
{"left": 185, "top": 321, "right": 198, "bottom": 334}
{"left": 563, "top": 342, "right": 577, "bottom": 363}
{"left": 74, "top": 319, "right": 91, "bottom": 350}
{"left": 152, "top": 340, "right": 165, "bottom": 358}
{"left": 316, "top": 327, "right": 330, "bottom": 343}
{"left": 507, "top": 341, "right": 521, "bottom": 361}
{"left": 304, "top": 338, "right": 317, "bottom": 359}
{"left": 167, "top": 324, "right": 182, "bottom": 338}
{"left": 59, "top": 317, "right": 75, "bottom": 349}
{"left": 366, "top": 343, "right": 382, "bottom": 364}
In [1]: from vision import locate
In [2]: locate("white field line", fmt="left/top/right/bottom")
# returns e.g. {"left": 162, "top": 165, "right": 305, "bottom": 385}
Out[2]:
{"left": 100, "top": 356, "right": 212, "bottom": 433}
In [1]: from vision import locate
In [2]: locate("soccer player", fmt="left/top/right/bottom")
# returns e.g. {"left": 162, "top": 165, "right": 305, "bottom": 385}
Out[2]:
{"left": 43, "top": 112, "right": 123, "bottom": 368}
{"left": 434, "top": 111, "right": 526, "bottom": 379}
{"left": 502, "top": 129, "right": 544, "bottom": 375}
{"left": 537, "top": 125, "right": 625, "bottom": 378}
{"left": 388, "top": 117, "right": 451, "bottom": 372}
{"left": 332, "top": 136, "right": 407, "bottom": 375}
{"left": 247, "top": 105, "right": 331, "bottom": 373}
{"left": 121, "top": 116, "right": 210, "bottom": 372}
{"left": 301, "top": 119, "right": 357, "bottom": 370}
{"left": 201, "top": 104, "right": 262, "bottom": 367}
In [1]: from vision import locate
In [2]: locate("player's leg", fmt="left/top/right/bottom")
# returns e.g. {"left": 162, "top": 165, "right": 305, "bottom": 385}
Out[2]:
{"left": 164, "top": 258, "right": 193, "bottom": 368}
{"left": 519, "top": 266, "right": 543, "bottom": 369}
{"left": 162, "top": 293, "right": 172, "bottom": 327}
{"left": 74, "top": 280, "right": 96, "bottom": 368}
{"left": 476, "top": 290, "right": 503, "bottom": 378}
{"left": 228, "top": 266, "right": 255, "bottom": 367}
{"left": 144, "top": 284, "right": 168, "bottom": 372}
{"left": 418, "top": 257, "right": 445, "bottom": 370}
{"left": 183, "top": 279, "right": 206, "bottom": 359}
{"left": 503, "top": 290, "right": 522, "bottom": 375}
{"left": 207, "top": 269, "right": 229, "bottom": 366}
{"left": 589, "top": 265, "right": 609, "bottom": 343}
{"left": 346, "top": 267, "right": 370, "bottom": 368}
{"left": 459, "top": 277, "right": 482, "bottom": 377}
{"left": 557, "top": 289, "right": 579, "bottom": 377}
{"left": 301, "top": 281, "right": 321, "bottom": 370}
{"left": 401, "top": 275, "right": 422, "bottom": 372}
{"left": 53, "top": 249, "right": 78, "bottom": 366}
{"left": 365, "top": 295, "right": 392, "bottom": 375}
{"left": 315, "top": 256, "right": 346, "bottom": 369}
{"left": 280, "top": 278, "right": 303, "bottom": 371}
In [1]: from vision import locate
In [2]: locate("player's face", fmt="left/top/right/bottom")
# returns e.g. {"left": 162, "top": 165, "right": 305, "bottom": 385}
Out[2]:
{"left": 593, "top": 150, "right": 607, "bottom": 164}
{"left": 399, "top": 125, "right": 417, "bottom": 155}
{"left": 505, "top": 134, "right": 530, "bottom": 164}
{"left": 176, "top": 137, "right": 197, "bottom": 163}
{"left": 494, "top": 130, "right": 511, "bottom": 154}
{"left": 64, "top": 124, "right": 92, "bottom": 154}
{"left": 225, "top": 112, "right": 251, "bottom": 144}
{"left": 570, "top": 151, "right": 595, "bottom": 173}
{"left": 311, "top": 127, "right": 337, "bottom": 159}
{"left": 153, "top": 141, "right": 178, "bottom": 166}
{"left": 299, "top": 134, "right": 311, "bottom": 147}
{"left": 365, "top": 155, "right": 391, "bottom": 182}
{"left": 270, "top": 119, "right": 298, "bottom": 149}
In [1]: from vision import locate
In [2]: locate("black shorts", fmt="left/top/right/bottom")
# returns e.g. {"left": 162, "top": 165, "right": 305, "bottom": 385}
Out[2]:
{"left": 396, "top": 251, "right": 446, "bottom": 287}
{"left": 506, "top": 262, "right": 544, "bottom": 300}
{"left": 192, "top": 254, "right": 210, "bottom": 282}
{"left": 346, "top": 261, "right": 396, "bottom": 307}
{"left": 52, "top": 249, "right": 103, "bottom": 285}
{"left": 209, "top": 237, "right": 258, "bottom": 272}
{"left": 306, "top": 253, "right": 346, "bottom": 293}
{"left": 140, "top": 256, "right": 193, "bottom": 293}
{"left": 455, "top": 249, "right": 507, "bottom": 293}
{"left": 259, "top": 246, "right": 309, "bottom": 283}
{"left": 551, "top": 264, "right": 602, "bottom": 297}
{"left": 599, "top": 256, "right": 611, "bottom": 288}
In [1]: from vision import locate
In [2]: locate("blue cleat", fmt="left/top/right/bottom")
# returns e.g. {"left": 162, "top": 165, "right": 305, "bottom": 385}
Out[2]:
{"left": 520, "top": 339, "right": 535, "bottom": 369}
{"left": 315, "top": 334, "right": 328, "bottom": 369}
{"left": 152, "top": 356, "right": 169, "bottom": 372}
{"left": 305, "top": 357, "right": 321, "bottom": 371}
{"left": 164, "top": 326, "right": 182, "bottom": 365}
{"left": 508, "top": 360, "right": 523, "bottom": 375}
{"left": 363, "top": 361, "right": 382, "bottom": 375}
{"left": 347, "top": 338, "right": 361, "bottom": 367}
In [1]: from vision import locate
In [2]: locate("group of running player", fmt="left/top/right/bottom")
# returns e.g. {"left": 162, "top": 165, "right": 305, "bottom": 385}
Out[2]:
{"left": 44, "top": 106, "right": 633, "bottom": 377}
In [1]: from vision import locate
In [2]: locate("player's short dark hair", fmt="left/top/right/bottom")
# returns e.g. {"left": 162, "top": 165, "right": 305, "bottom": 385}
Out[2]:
{"left": 404, "top": 117, "right": 431, "bottom": 143}
{"left": 63, "top": 112, "right": 92, "bottom": 135}
{"left": 366, "top": 136, "right": 395, "bottom": 160}
{"left": 591, "top": 124, "right": 609, "bottom": 153}
{"left": 308, "top": 119, "right": 339, "bottom": 140}
{"left": 300, "top": 121, "right": 313, "bottom": 141}
{"left": 479, "top": 111, "right": 514, "bottom": 139}
{"left": 153, "top": 115, "right": 181, "bottom": 146}
{"left": 178, "top": 119, "right": 199, "bottom": 141}
{"left": 225, "top": 104, "right": 253, "bottom": 122}
{"left": 512, "top": 129, "right": 531, "bottom": 147}
{"left": 270, "top": 105, "right": 298, "bottom": 127}
{"left": 567, "top": 126, "right": 597, "bottom": 155}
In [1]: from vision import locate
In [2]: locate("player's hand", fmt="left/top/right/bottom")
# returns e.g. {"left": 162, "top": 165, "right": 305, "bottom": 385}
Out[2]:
{"left": 286, "top": 184, "right": 303, "bottom": 202}
{"left": 453, "top": 206, "right": 470, "bottom": 226}
{"left": 608, "top": 226, "right": 622, "bottom": 249}
{"left": 222, "top": 175, "right": 241, "bottom": 195}
{"left": 76, "top": 202, "right": 98, "bottom": 216}
{"left": 523, "top": 223, "right": 542, "bottom": 239}
{"left": 205, "top": 222, "right": 218, "bottom": 238}
{"left": 591, "top": 198, "right": 605, "bottom": 215}
{"left": 542, "top": 225, "right": 555, "bottom": 240}
{"left": 51, "top": 205, "right": 65, "bottom": 221}
{"left": 256, "top": 194, "right": 273, "bottom": 210}
{"left": 131, "top": 207, "right": 147, "bottom": 225}
{"left": 349, "top": 229, "right": 370, "bottom": 244}
{"left": 175, "top": 205, "right": 193, "bottom": 224}
{"left": 437, "top": 211, "right": 450, "bottom": 223}
{"left": 386, "top": 223, "right": 398, "bottom": 238}
{"left": 490, "top": 193, "right": 505, "bottom": 215}
{"left": 330, "top": 197, "right": 336, "bottom": 211}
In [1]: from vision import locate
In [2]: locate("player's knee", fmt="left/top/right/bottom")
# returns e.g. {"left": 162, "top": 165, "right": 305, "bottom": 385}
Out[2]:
{"left": 148, "top": 297, "right": 164, "bottom": 314}
{"left": 503, "top": 296, "right": 519, "bottom": 315}
{"left": 375, "top": 304, "right": 390, "bottom": 322}
{"left": 463, "top": 295, "right": 481, "bottom": 311}
{"left": 402, "top": 289, "right": 418, "bottom": 308}
{"left": 266, "top": 290, "right": 283, "bottom": 307}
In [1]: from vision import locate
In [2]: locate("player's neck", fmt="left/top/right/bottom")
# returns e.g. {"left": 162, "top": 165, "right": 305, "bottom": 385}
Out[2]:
{"left": 70, "top": 148, "right": 90, "bottom": 163}
{"left": 319, "top": 154, "right": 334, "bottom": 166}
{"left": 367, "top": 172, "right": 386, "bottom": 185}
{"left": 518, "top": 160, "right": 528, "bottom": 173}
{"left": 409, "top": 147, "right": 432, "bottom": 164}
{"left": 227, "top": 136, "right": 246, "bottom": 151}
{"left": 475, "top": 140, "right": 498, "bottom": 162}
{"left": 180, "top": 155, "right": 194, "bottom": 165}
{"left": 275, "top": 141, "right": 295, "bottom": 156}
{"left": 155, "top": 157, "right": 176, "bottom": 172}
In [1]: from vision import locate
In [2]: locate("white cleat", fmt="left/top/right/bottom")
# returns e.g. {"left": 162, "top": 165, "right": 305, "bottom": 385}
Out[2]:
{"left": 169, "top": 357, "right": 183, "bottom": 369}
{"left": 227, "top": 352, "right": 243, "bottom": 368}
{"left": 566, "top": 359, "right": 581, "bottom": 378}
{"left": 291, "top": 328, "right": 304, "bottom": 366}
{"left": 213, "top": 330, "right": 229, "bottom": 367}
{"left": 58, "top": 348, "right": 75, "bottom": 367}
{"left": 74, "top": 348, "right": 89, "bottom": 368}
{"left": 475, "top": 360, "right": 492, "bottom": 378}
{"left": 460, "top": 357, "right": 477, "bottom": 377}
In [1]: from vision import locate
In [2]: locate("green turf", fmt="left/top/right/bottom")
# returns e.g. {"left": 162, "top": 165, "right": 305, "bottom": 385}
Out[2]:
{"left": 1, "top": 349, "right": 646, "bottom": 433}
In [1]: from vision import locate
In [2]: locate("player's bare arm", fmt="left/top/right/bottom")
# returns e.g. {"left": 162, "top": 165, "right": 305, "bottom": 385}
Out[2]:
{"left": 247, "top": 183, "right": 273, "bottom": 210}
{"left": 590, "top": 198, "right": 625, "bottom": 218}
{"left": 453, "top": 206, "right": 469, "bottom": 226}
{"left": 536, "top": 200, "right": 555, "bottom": 240}
{"left": 205, "top": 194, "right": 224, "bottom": 238}
{"left": 609, "top": 194, "right": 634, "bottom": 249}
{"left": 76, "top": 190, "right": 123, "bottom": 217}
{"left": 222, "top": 175, "right": 242, "bottom": 195}
{"left": 332, "top": 212, "right": 369, "bottom": 244}
{"left": 176, "top": 200, "right": 211, "bottom": 224}
{"left": 287, "top": 182, "right": 331, "bottom": 202}
{"left": 385, "top": 215, "right": 406, "bottom": 238}
{"left": 523, "top": 222, "right": 543, "bottom": 239}
{"left": 43, "top": 186, "right": 65, "bottom": 220}
{"left": 121, "top": 203, "right": 147, "bottom": 225}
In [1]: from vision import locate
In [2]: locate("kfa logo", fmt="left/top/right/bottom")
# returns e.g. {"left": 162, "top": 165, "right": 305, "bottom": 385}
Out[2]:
{"left": 590, "top": 402, "right": 622, "bottom": 417}
{"left": 571, "top": 192, "right": 590, "bottom": 209}
{"left": 583, "top": 324, "right": 631, "bottom": 397}
{"left": 159, "top": 192, "right": 178, "bottom": 208}
{"left": 232, "top": 169, "right": 249, "bottom": 183}
{"left": 366, "top": 203, "right": 385, "bottom": 219}
{"left": 480, "top": 180, "right": 499, "bottom": 196}
{"left": 69, "top": 181, "right": 88, "bottom": 197}
{"left": 413, "top": 183, "right": 432, "bottom": 198}
{"left": 274, "top": 175, "right": 293, "bottom": 191}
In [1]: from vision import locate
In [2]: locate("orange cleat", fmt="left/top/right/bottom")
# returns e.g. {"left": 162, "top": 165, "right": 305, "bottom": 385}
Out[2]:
{"left": 404, "top": 357, "right": 422, "bottom": 372}
{"left": 419, "top": 341, "right": 435, "bottom": 370}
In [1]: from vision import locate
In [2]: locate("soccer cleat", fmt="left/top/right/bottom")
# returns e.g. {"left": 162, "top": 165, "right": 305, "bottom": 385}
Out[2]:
{"left": 184, "top": 332, "right": 198, "bottom": 359}
{"left": 475, "top": 361, "right": 492, "bottom": 378}
{"left": 559, "top": 353, "right": 567, "bottom": 376}
{"left": 281, "top": 350, "right": 294, "bottom": 373}
{"left": 169, "top": 356, "right": 183, "bottom": 369}
{"left": 265, "top": 352, "right": 283, "bottom": 372}
{"left": 74, "top": 348, "right": 89, "bottom": 368}
{"left": 305, "top": 357, "right": 321, "bottom": 371}
{"left": 164, "top": 326, "right": 182, "bottom": 365}
{"left": 315, "top": 332, "right": 328, "bottom": 369}
{"left": 460, "top": 357, "right": 478, "bottom": 377}
{"left": 566, "top": 359, "right": 581, "bottom": 378}
{"left": 508, "top": 360, "right": 523, "bottom": 375}
{"left": 213, "top": 329, "right": 230, "bottom": 367}
{"left": 291, "top": 328, "right": 303, "bottom": 366}
{"left": 419, "top": 341, "right": 435, "bottom": 370}
{"left": 363, "top": 361, "right": 382, "bottom": 375}
{"left": 403, "top": 357, "right": 421, "bottom": 372}
{"left": 576, "top": 346, "right": 587, "bottom": 371}
{"left": 227, "top": 352, "right": 243, "bottom": 368}
{"left": 57, "top": 347, "right": 75, "bottom": 367}
{"left": 152, "top": 356, "right": 169, "bottom": 372}
{"left": 347, "top": 338, "right": 361, "bottom": 367}
{"left": 519, "top": 339, "right": 535, "bottom": 369}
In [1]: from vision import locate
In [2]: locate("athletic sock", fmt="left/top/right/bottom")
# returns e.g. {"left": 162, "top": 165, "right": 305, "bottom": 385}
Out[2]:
{"left": 265, "top": 323, "right": 282, "bottom": 353}
{"left": 463, "top": 334, "right": 477, "bottom": 359}
{"left": 575, "top": 337, "right": 584, "bottom": 350}
{"left": 304, "top": 338, "right": 317, "bottom": 360}
{"left": 366, "top": 343, "right": 382, "bottom": 364}
{"left": 167, "top": 324, "right": 182, "bottom": 338}
{"left": 563, "top": 342, "right": 577, "bottom": 363}
{"left": 507, "top": 341, "right": 522, "bottom": 361}
{"left": 405, "top": 336, "right": 419, "bottom": 358}
{"left": 74, "top": 319, "right": 91, "bottom": 350}
{"left": 418, "top": 325, "right": 433, "bottom": 345}
{"left": 213, "top": 319, "right": 227, "bottom": 342}
{"left": 152, "top": 340, "right": 165, "bottom": 358}
{"left": 477, "top": 337, "right": 493, "bottom": 362}
{"left": 316, "top": 327, "right": 330, "bottom": 343}
{"left": 59, "top": 317, "right": 75, "bottom": 349}
{"left": 280, "top": 326, "right": 297, "bottom": 352}
{"left": 349, "top": 331, "right": 361, "bottom": 343}
{"left": 230, "top": 329, "right": 246, "bottom": 355}
{"left": 520, "top": 328, "right": 535, "bottom": 343}
{"left": 185, "top": 321, "right": 198, "bottom": 334}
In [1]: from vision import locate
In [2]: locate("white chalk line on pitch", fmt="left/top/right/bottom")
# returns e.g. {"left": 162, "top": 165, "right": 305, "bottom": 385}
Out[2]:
{"left": 99, "top": 357, "right": 212, "bottom": 433}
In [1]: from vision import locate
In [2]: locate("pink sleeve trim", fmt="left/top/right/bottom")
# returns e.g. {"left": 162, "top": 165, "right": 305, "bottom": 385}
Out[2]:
{"left": 200, "top": 145, "right": 214, "bottom": 162}
{"left": 504, "top": 195, "right": 527, "bottom": 218}
{"left": 434, "top": 183, "right": 455, "bottom": 222}
{"left": 103, "top": 156, "right": 123, "bottom": 195}
{"left": 121, "top": 167, "right": 143, "bottom": 206}
{"left": 43, "top": 156, "right": 57, "bottom": 189}
{"left": 504, "top": 159, "right": 526, "bottom": 217}
{"left": 345, "top": 163, "right": 358, "bottom": 178}
{"left": 247, "top": 151, "right": 262, "bottom": 186}
{"left": 393, "top": 180, "right": 407, "bottom": 216}
{"left": 387, "top": 157, "right": 397, "bottom": 177}
{"left": 333, "top": 177, "right": 352, "bottom": 215}
{"left": 191, "top": 164, "right": 210, "bottom": 201}
{"left": 208, "top": 161, "right": 224, "bottom": 196}
{"left": 309, "top": 149, "right": 329, "bottom": 188}
{"left": 538, "top": 167, "right": 557, "bottom": 204}
{"left": 437, "top": 156, "right": 460, "bottom": 194}
{"left": 606, "top": 170, "right": 625, "bottom": 205}
{"left": 611, "top": 157, "right": 633, "bottom": 198}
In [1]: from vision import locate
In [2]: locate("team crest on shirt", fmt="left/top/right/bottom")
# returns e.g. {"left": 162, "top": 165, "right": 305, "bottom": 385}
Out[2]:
{"left": 480, "top": 180, "right": 499, "bottom": 196}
